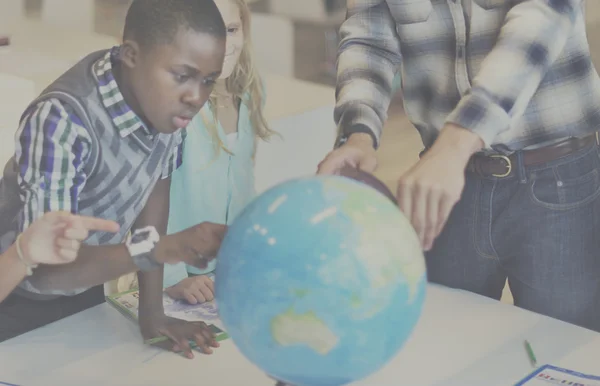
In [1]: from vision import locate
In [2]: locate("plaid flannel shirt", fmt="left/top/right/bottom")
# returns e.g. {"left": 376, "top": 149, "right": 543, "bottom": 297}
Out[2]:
{"left": 335, "top": 0, "right": 600, "bottom": 154}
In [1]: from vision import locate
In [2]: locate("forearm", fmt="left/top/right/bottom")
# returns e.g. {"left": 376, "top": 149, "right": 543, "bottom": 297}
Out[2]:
{"left": 334, "top": 1, "right": 401, "bottom": 148}
{"left": 0, "top": 245, "right": 28, "bottom": 302}
{"left": 429, "top": 124, "right": 484, "bottom": 163}
{"left": 138, "top": 266, "right": 165, "bottom": 317}
{"left": 446, "top": 0, "right": 582, "bottom": 146}
{"left": 137, "top": 177, "right": 171, "bottom": 316}
{"left": 27, "top": 244, "right": 137, "bottom": 292}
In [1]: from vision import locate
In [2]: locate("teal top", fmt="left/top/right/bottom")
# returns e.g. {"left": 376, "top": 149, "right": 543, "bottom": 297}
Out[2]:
{"left": 164, "top": 98, "right": 257, "bottom": 288}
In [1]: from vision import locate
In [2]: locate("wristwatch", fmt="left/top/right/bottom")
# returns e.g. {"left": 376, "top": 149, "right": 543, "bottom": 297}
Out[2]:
{"left": 126, "top": 226, "right": 161, "bottom": 272}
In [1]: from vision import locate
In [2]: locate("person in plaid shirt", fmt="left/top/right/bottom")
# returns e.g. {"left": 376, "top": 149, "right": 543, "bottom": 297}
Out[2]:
{"left": 319, "top": 0, "right": 600, "bottom": 331}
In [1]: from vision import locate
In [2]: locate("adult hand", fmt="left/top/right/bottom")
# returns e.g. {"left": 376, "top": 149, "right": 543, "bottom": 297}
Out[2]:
{"left": 317, "top": 133, "right": 377, "bottom": 175}
{"left": 397, "top": 124, "right": 483, "bottom": 251}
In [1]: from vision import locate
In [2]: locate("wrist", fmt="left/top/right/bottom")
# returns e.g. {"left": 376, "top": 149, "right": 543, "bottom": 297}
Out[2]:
{"left": 7, "top": 243, "right": 29, "bottom": 277}
{"left": 138, "top": 306, "right": 165, "bottom": 323}
{"left": 433, "top": 123, "right": 484, "bottom": 162}
{"left": 126, "top": 226, "right": 161, "bottom": 271}
{"left": 153, "top": 235, "right": 172, "bottom": 264}
{"left": 346, "top": 132, "right": 375, "bottom": 149}
{"left": 15, "top": 233, "right": 39, "bottom": 275}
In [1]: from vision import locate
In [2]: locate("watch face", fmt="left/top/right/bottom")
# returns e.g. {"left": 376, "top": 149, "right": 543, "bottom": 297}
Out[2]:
{"left": 131, "top": 230, "right": 151, "bottom": 244}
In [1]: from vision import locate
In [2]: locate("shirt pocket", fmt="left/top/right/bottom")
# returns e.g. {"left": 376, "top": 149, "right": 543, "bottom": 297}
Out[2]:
{"left": 387, "top": 0, "right": 433, "bottom": 24}
{"left": 473, "top": 0, "right": 506, "bottom": 10}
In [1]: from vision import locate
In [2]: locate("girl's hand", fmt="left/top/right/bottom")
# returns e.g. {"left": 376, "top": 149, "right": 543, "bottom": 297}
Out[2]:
{"left": 19, "top": 211, "right": 120, "bottom": 266}
{"left": 165, "top": 275, "right": 215, "bottom": 304}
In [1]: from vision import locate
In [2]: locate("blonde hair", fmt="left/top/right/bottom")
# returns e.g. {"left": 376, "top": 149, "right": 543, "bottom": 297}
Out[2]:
{"left": 203, "top": 0, "right": 274, "bottom": 156}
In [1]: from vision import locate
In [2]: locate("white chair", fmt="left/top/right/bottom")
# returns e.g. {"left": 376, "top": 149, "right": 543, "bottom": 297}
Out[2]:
{"left": 250, "top": 12, "right": 294, "bottom": 77}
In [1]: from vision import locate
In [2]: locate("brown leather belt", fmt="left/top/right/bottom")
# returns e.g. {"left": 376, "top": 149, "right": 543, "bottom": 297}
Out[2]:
{"left": 466, "top": 133, "right": 599, "bottom": 178}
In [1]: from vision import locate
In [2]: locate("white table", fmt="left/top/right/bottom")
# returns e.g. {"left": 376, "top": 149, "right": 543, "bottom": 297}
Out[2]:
{"left": 1, "top": 285, "right": 598, "bottom": 386}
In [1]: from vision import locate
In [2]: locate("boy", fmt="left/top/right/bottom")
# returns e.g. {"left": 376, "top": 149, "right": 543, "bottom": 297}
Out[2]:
{"left": 0, "top": 0, "right": 228, "bottom": 357}
{"left": 318, "top": 0, "right": 600, "bottom": 332}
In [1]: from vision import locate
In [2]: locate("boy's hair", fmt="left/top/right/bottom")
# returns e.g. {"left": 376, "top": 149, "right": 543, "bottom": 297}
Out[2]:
{"left": 205, "top": 0, "right": 274, "bottom": 157}
{"left": 123, "top": 0, "right": 226, "bottom": 48}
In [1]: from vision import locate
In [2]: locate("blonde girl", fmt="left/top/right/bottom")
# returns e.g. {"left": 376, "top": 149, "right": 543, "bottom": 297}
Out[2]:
{"left": 164, "top": 0, "right": 273, "bottom": 303}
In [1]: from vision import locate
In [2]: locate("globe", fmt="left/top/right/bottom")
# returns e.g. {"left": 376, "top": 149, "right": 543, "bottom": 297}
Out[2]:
{"left": 338, "top": 166, "right": 397, "bottom": 205}
{"left": 215, "top": 175, "right": 427, "bottom": 386}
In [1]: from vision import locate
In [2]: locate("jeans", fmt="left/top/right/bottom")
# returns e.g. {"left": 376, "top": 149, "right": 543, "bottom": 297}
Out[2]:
{"left": 426, "top": 143, "right": 600, "bottom": 332}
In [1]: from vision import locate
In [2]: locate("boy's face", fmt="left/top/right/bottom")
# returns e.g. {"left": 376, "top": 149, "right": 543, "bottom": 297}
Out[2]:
{"left": 124, "top": 29, "right": 226, "bottom": 133}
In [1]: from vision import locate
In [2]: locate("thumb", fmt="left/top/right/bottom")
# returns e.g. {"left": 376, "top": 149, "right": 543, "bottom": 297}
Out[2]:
{"left": 317, "top": 152, "right": 354, "bottom": 175}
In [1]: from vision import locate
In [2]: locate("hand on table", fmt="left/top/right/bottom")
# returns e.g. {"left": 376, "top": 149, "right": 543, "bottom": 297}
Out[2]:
{"left": 19, "top": 211, "right": 120, "bottom": 266}
{"left": 397, "top": 124, "right": 483, "bottom": 251}
{"left": 140, "top": 314, "right": 220, "bottom": 359}
{"left": 165, "top": 275, "right": 215, "bottom": 304}
{"left": 154, "top": 222, "right": 227, "bottom": 269}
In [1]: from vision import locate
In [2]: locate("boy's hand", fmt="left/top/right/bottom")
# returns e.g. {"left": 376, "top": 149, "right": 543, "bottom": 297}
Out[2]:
{"left": 140, "top": 315, "right": 219, "bottom": 359}
{"left": 165, "top": 275, "right": 215, "bottom": 304}
{"left": 20, "top": 211, "right": 120, "bottom": 266}
{"left": 317, "top": 133, "right": 378, "bottom": 175}
{"left": 154, "top": 222, "right": 227, "bottom": 268}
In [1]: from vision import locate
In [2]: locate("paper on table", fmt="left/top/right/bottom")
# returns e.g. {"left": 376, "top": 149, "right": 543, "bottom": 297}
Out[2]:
{"left": 515, "top": 365, "right": 600, "bottom": 386}
{"left": 106, "top": 275, "right": 228, "bottom": 341}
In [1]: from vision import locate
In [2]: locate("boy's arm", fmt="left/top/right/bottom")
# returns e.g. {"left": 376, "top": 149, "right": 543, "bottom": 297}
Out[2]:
{"left": 136, "top": 135, "right": 219, "bottom": 359}
{"left": 136, "top": 176, "right": 171, "bottom": 318}
{"left": 137, "top": 130, "right": 183, "bottom": 316}
{"left": 19, "top": 100, "right": 139, "bottom": 292}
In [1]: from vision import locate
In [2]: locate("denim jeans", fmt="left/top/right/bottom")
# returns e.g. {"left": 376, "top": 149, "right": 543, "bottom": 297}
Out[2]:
{"left": 426, "top": 143, "right": 600, "bottom": 332}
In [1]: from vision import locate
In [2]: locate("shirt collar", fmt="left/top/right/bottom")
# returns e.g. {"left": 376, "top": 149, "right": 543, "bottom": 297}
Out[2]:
{"left": 93, "top": 46, "right": 151, "bottom": 138}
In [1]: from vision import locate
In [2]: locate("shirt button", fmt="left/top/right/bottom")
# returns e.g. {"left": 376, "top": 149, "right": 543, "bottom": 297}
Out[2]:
{"left": 457, "top": 46, "right": 464, "bottom": 58}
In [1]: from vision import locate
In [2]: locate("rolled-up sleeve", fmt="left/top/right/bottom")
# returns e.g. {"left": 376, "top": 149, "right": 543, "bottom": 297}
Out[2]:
{"left": 334, "top": 0, "right": 402, "bottom": 148}
{"left": 446, "top": 0, "right": 583, "bottom": 147}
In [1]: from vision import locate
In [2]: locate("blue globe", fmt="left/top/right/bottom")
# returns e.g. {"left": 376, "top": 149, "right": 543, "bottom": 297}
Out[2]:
{"left": 215, "top": 176, "right": 427, "bottom": 386}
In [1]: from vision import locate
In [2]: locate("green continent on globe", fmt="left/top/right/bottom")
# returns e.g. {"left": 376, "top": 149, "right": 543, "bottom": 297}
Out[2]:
{"left": 322, "top": 179, "right": 425, "bottom": 303}
{"left": 271, "top": 308, "right": 339, "bottom": 355}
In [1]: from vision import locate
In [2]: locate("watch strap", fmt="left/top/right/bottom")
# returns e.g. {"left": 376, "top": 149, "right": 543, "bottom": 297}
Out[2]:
{"left": 126, "top": 226, "right": 161, "bottom": 272}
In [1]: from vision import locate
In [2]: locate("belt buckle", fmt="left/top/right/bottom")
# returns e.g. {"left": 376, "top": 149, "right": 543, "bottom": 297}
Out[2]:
{"left": 489, "top": 155, "right": 512, "bottom": 178}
